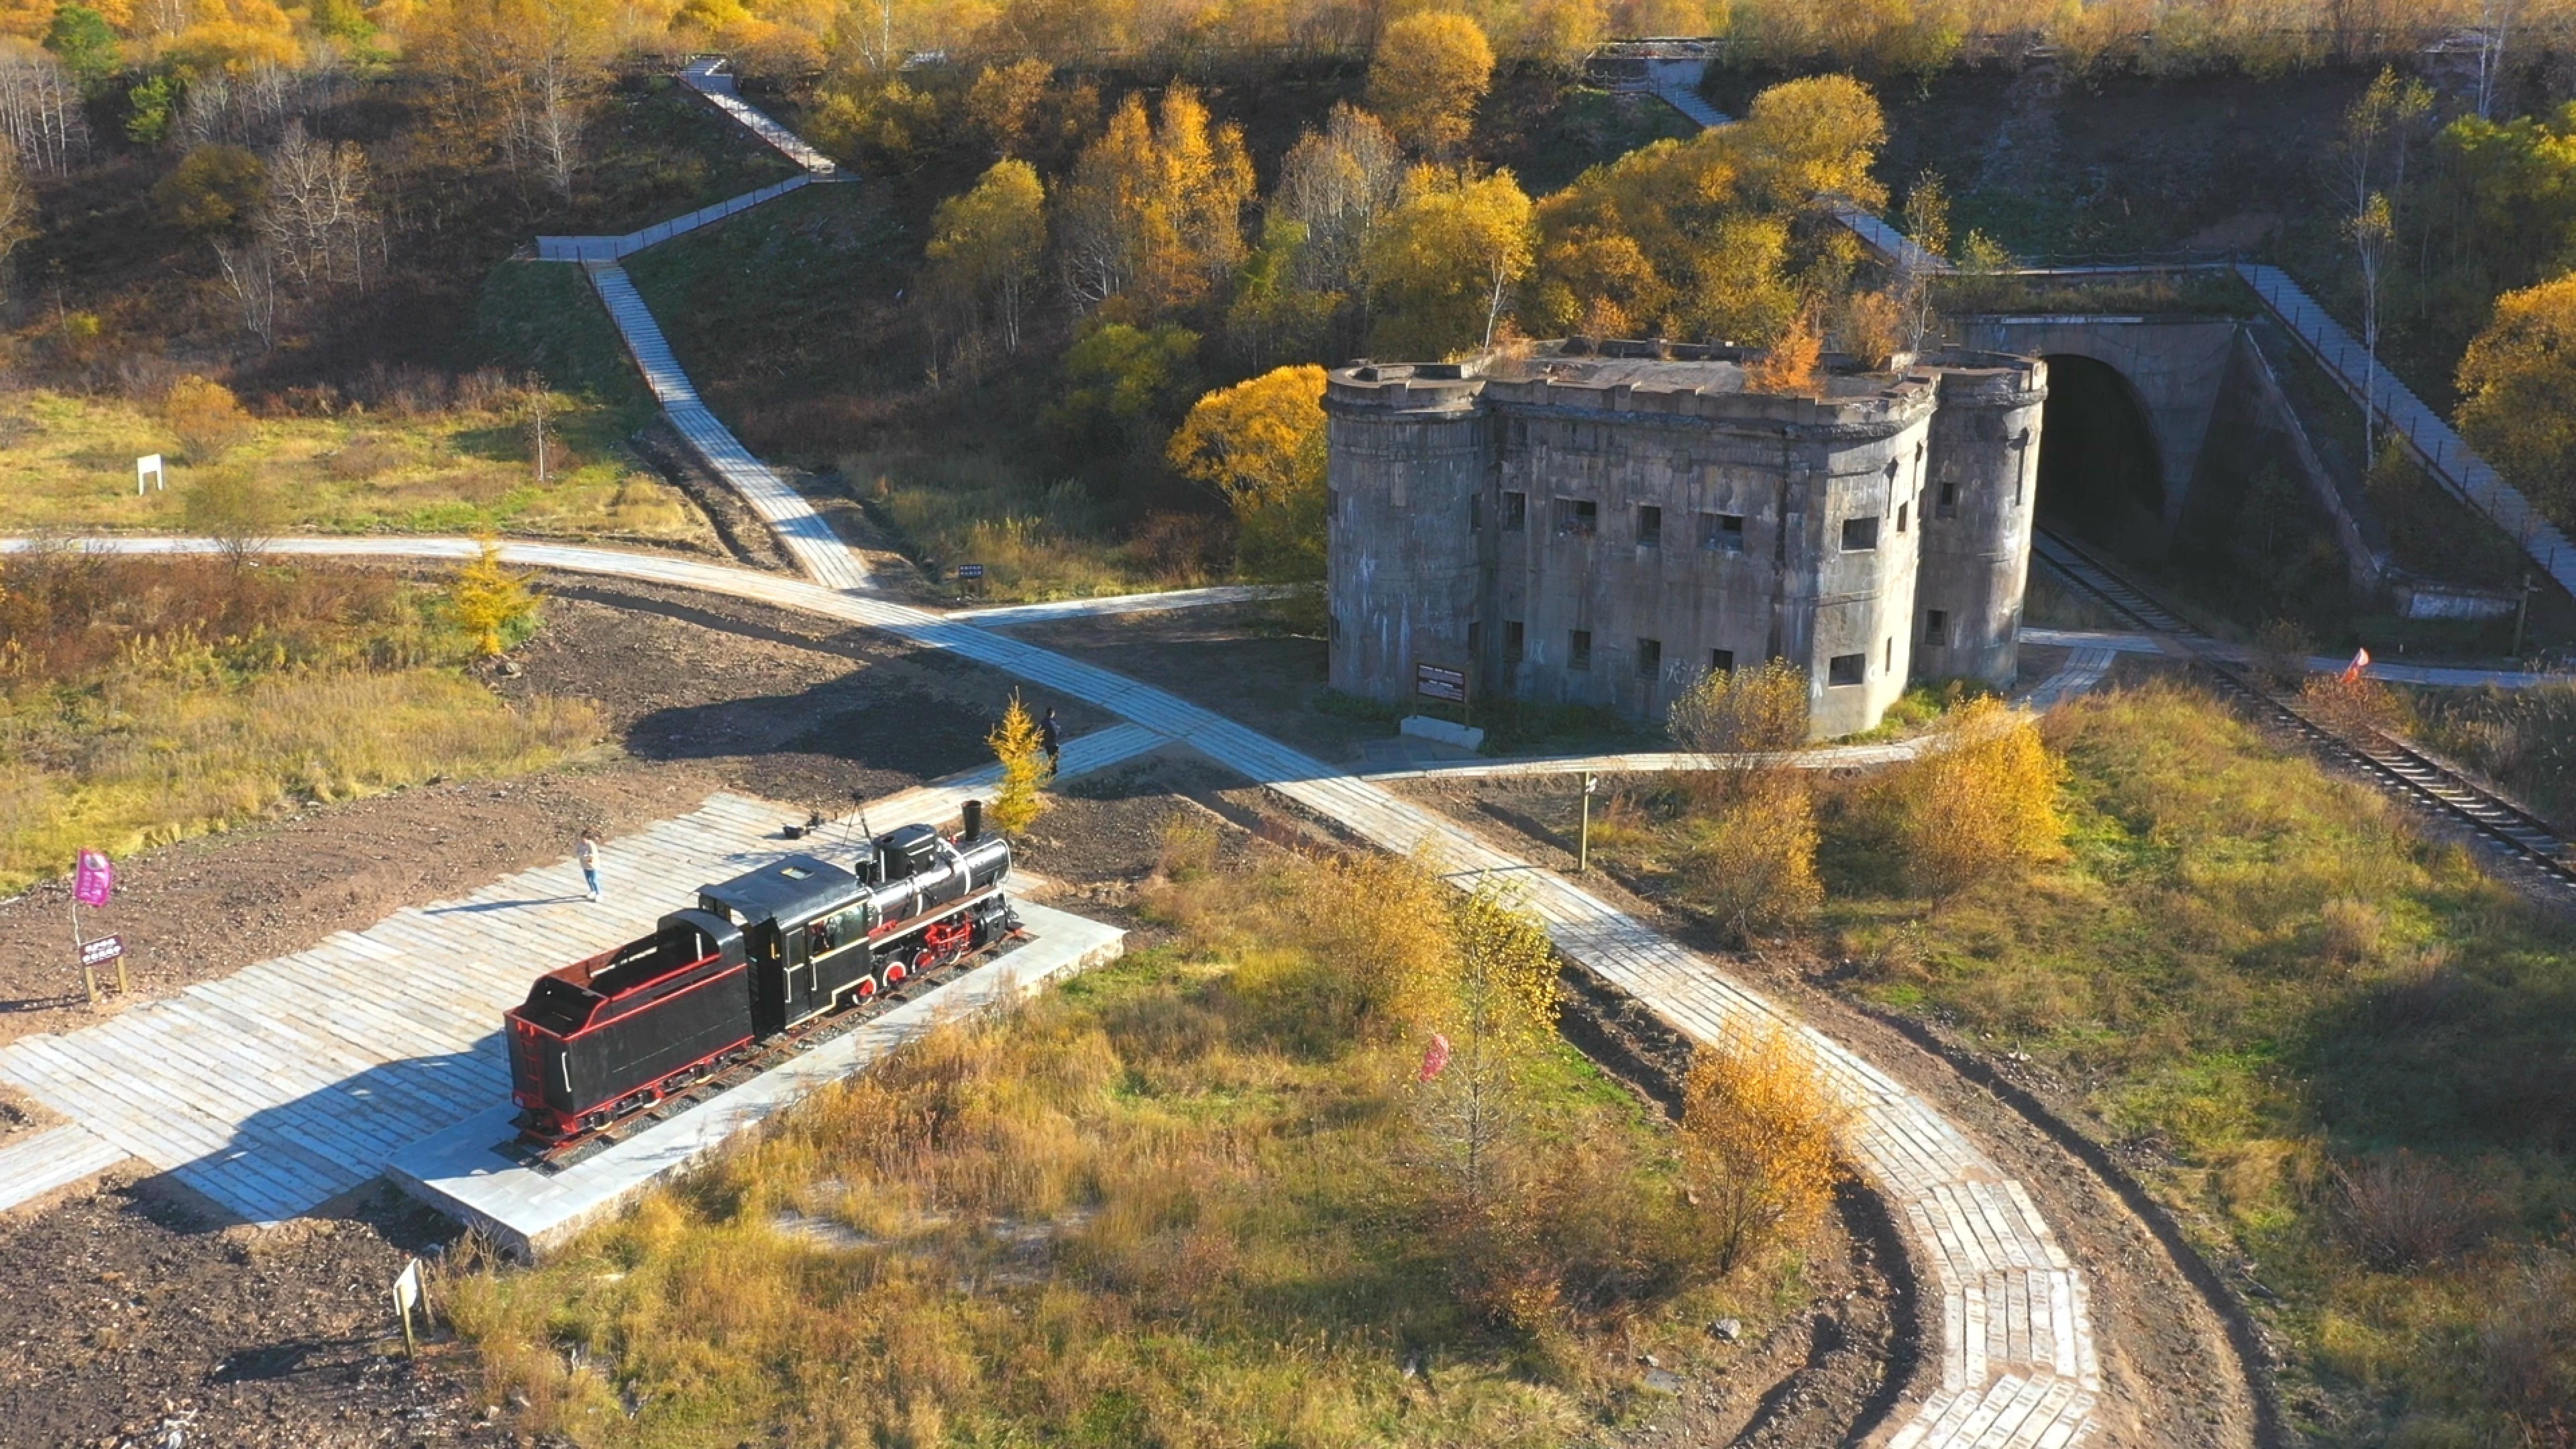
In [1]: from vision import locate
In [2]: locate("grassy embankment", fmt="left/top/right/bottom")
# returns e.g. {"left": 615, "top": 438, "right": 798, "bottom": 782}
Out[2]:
{"left": 0, "top": 549, "right": 602, "bottom": 891}
{"left": 446, "top": 838, "right": 1815, "bottom": 1448}
{"left": 0, "top": 284, "right": 700, "bottom": 547}
{"left": 1569, "top": 682, "right": 2576, "bottom": 1443}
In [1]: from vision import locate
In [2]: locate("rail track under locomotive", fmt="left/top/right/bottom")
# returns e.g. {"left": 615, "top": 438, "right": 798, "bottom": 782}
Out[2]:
{"left": 503, "top": 804, "right": 1022, "bottom": 1163}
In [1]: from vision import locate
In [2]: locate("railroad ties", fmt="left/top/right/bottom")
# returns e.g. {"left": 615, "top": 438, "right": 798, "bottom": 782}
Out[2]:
{"left": 2034, "top": 529, "right": 2576, "bottom": 899}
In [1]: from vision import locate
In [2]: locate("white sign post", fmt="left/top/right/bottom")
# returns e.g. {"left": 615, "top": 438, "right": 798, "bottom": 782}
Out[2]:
{"left": 136, "top": 455, "right": 166, "bottom": 496}
{"left": 392, "top": 1258, "right": 429, "bottom": 1357}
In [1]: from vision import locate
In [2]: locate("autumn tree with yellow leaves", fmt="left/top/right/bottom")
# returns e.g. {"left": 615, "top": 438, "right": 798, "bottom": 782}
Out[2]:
{"left": 1411, "top": 883, "right": 1562, "bottom": 1214}
{"left": 2457, "top": 272, "right": 2576, "bottom": 527}
{"left": 1363, "top": 164, "right": 1535, "bottom": 358}
{"left": 1364, "top": 11, "right": 1493, "bottom": 156}
{"left": 449, "top": 537, "right": 541, "bottom": 656}
{"left": 924, "top": 158, "right": 1047, "bottom": 372}
{"left": 1057, "top": 85, "right": 1253, "bottom": 321}
{"left": 986, "top": 690, "right": 1051, "bottom": 835}
{"left": 1885, "top": 696, "right": 2068, "bottom": 902}
{"left": 1165, "top": 364, "right": 1327, "bottom": 579}
{"left": 1680, "top": 1022, "right": 1850, "bottom": 1271}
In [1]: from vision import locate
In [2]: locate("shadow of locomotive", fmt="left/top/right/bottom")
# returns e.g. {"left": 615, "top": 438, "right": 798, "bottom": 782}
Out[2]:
{"left": 626, "top": 679, "right": 998, "bottom": 782}
{"left": 156, "top": 1038, "right": 508, "bottom": 1230}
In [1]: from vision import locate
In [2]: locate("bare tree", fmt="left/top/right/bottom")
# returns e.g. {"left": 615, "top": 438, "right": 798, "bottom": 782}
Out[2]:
{"left": 0, "top": 51, "right": 91, "bottom": 177}
{"left": 260, "top": 121, "right": 378, "bottom": 297}
{"left": 2476, "top": 0, "right": 2518, "bottom": 121}
{"left": 213, "top": 240, "right": 280, "bottom": 350}
{"left": 2350, "top": 193, "right": 2394, "bottom": 469}
{"left": 0, "top": 148, "right": 31, "bottom": 305}
{"left": 1274, "top": 102, "right": 1401, "bottom": 298}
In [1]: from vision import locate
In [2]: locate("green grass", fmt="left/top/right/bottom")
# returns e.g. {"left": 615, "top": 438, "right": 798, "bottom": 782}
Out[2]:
{"left": 472, "top": 262, "right": 657, "bottom": 427}
{"left": 0, "top": 383, "right": 707, "bottom": 545}
{"left": 444, "top": 846, "right": 1800, "bottom": 1448}
{"left": 1820, "top": 684, "right": 2576, "bottom": 1442}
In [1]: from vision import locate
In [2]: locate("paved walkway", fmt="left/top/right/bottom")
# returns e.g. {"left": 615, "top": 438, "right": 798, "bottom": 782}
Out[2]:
{"left": 0, "top": 727, "right": 1162, "bottom": 1221}
{"left": 13, "top": 533, "right": 2110, "bottom": 1448}
{"left": 8, "top": 66, "right": 2114, "bottom": 1443}
{"left": 586, "top": 265, "right": 871, "bottom": 590}
{"left": 951, "top": 582, "right": 1296, "bottom": 625}
{"left": 2019, "top": 627, "right": 2571, "bottom": 690}
{"left": 679, "top": 57, "right": 840, "bottom": 174}
{"left": 537, "top": 177, "right": 817, "bottom": 262}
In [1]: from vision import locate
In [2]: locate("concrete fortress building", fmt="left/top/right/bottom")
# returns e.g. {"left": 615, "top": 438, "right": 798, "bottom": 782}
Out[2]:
{"left": 1324, "top": 340, "right": 2048, "bottom": 739}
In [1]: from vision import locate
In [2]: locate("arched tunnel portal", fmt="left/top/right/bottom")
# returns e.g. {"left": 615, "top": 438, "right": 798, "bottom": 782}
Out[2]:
{"left": 2035, "top": 353, "right": 2169, "bottom": 555}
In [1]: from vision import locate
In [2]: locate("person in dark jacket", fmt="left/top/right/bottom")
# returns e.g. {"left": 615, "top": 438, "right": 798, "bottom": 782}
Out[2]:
{"left": 1038, "top": 707, "right": 1062, "bottom": 775}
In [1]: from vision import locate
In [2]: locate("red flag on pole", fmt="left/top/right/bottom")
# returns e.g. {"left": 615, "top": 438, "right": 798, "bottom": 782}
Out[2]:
{"left": 2342, "top": 647, "right": 2371, "bottom": 682}
{"left": 73, "top": 850, "right": 113, "bottom": 908}
{"left": 1417, "top": 1032, "right": 1451, "bottom": 1082}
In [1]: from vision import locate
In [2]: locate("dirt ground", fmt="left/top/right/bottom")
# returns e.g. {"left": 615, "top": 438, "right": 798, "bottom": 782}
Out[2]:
{"left": 0, "top": 590, "right": 2259, "bottom": 1448}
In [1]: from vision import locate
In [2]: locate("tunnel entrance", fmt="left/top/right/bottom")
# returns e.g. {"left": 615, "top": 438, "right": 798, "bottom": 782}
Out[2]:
{"left": 2035, "top": 354, "right": 2167, "bottom": 555}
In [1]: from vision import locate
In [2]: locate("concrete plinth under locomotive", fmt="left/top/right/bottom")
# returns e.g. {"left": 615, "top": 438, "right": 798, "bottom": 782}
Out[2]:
{"left": 390, "top": 896, "right": 1126, "bottom": 1261}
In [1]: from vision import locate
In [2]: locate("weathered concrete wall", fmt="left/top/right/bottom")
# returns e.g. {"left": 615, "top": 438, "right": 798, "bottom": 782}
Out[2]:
{"left": 1917, "top": 358, "right": 2049, "bottom": 685}
{"left": 1326, "top": 345, "right": 2035, "bottom": 741}
{"left": 1324, "top": 369, "right": 1487, "bottom": 706}
{"left": 1951, "top": 315, "right": 2238, "bottom": 530}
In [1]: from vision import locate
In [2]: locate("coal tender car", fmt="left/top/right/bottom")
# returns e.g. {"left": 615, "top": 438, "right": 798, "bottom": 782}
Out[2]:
{"left": 504, "top": 812, "right": 1018, "bottom": 1141}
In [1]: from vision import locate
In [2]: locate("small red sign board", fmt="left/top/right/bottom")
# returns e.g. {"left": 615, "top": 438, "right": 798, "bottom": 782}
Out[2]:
{"left": 78, "top": 935, "right": 123, "bottom": 968}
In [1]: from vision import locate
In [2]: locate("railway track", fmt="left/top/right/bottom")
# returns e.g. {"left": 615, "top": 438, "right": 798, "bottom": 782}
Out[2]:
{"left": 2032, "top": 528, "right": 2576, "bottom": 898}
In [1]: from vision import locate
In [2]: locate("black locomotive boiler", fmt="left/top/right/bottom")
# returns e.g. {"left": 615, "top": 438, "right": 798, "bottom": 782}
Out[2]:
{"left": 504, "top": 812, "right": 1017, "bottom": 1141}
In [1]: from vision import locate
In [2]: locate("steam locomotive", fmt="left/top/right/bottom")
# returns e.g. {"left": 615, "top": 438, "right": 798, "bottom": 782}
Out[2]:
{"left": 504, "top": 806, "right": 1017, "bottom": 1142}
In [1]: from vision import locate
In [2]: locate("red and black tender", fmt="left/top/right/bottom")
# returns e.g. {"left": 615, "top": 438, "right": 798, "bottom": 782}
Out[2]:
{"left": 505, "top": 811, "right": 1018, "bottom": 1141}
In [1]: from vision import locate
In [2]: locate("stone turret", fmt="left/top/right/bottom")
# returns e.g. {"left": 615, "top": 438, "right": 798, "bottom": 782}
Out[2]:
{"left": 1916, "top": 354, "right": 2048, "bottom": 686}
{"left": 1324, "top": 363, "right": 1488, "bottom": 709}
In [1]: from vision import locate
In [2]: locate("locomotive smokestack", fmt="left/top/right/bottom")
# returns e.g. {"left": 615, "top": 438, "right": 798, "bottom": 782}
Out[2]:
{"left": 962, "top": 798, "right": 984, "bottom": 841}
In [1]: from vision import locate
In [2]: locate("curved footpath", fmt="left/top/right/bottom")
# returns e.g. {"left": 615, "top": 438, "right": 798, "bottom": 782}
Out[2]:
{"left": 13, "top": 533, "right": 2108, "bottom": 1448}
{"left": 9, "top": 70, "right": 2108, "bottom": 1445}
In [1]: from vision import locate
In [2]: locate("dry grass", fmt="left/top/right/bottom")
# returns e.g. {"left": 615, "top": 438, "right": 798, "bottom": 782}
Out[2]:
{"left": 0, "top": 388, "right": 711, "bottom": 546}
{"left": 843, "top": 447, "right": 1224, "bottom": 602}
{"left": 0, "top": 551, "right": 601, "bottom": 890}
{"left": 443, "top": 841, "right": 1801, "bottom": 1447}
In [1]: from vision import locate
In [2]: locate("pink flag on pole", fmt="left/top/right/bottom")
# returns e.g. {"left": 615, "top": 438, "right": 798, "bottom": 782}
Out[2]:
{"left": 1417, "top": 1032, "right": 1451, "bottom": 1083}
{"left": 2343, "top": 647, "right": 2371, "bottom": 682}
{"left": 74, "top": 850, "right": 113, "bottom": 908}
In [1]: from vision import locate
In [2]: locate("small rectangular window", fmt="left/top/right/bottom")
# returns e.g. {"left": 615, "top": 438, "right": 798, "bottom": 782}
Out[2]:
{"left": 1886, "top": 637, "right": 1894, "bottom": 671}
{"left": 1635, "top": 637, "right": 1661, "bottom": 678}
{"left": 1842, "top": 516, "right": 1880, "bottom": 551}
{"left": 1701, "top": 512, "right": 1746, "bottom": 551}
{"left": 1502, "top": 491, "right": 1527, "bottom": 529}
{"left": 1470, "top": 494, "right": 1483, "bottom": 531}
{"left": 1937, "top": 481, "right": 1958, "bottom": 519}
{"left": 1636, "top": 504, "right": 1662, "bottom": 547}
{"left": 1327, "top": 488, "right": 1338, "bottom": 521}
{"left": 1896, "top": 501, "right": 1909, "bottom": 533}
{"left": 1923, "top": 609, "right": 1948, "bottom": 645}
{"left": 1827, "top": 653, "right": 1865, "bottom": 686}
{"left": 1709, "top": 647, "right": 1735, "bottom": 674}
{"left": 1570, "top": 629, "right": 1593, "bottom": 671}
{"left": 1504, "top": 620, "right": 1525, "bottom": 663}
{"left": 1556, "top": 497, "right": 1599, "bottom": 537}
{"left": 1467, "top": 621, "right": 1482, "bottom": 659}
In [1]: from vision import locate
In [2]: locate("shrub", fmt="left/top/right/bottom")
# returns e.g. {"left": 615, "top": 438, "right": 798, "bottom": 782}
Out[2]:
{"left": 447, "top": 539, "right": 539, "bottom": 657}
{"left": 163, "top": 374, "right": 255, "bottom": 462}
{"left": 1666, "top": 658, "right": 1810, "bottom": 804}
{"left": 1886, "top": 696, "right": 2066, "bottom": 901}
{"left": 1681, "top": 772, "right": 1823, "bottom": 945}
{"left": 1679, "top": 1021, "right": 1849, "bottom": 1271}
{"left": 180, "top": 467, "right": 287, "bottom": 563}
{"left": 985, "top": 690, "right": 1049, "bottom": 835}
{"left": 1411, "top": 884, "right": 1561, "bottom": 1214}
{"left": 2300, "top": 669, "right": 2410, "bottom": 743}
{"left": 2329, "top": 1150, "right": 2489, "bottom": 1271}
